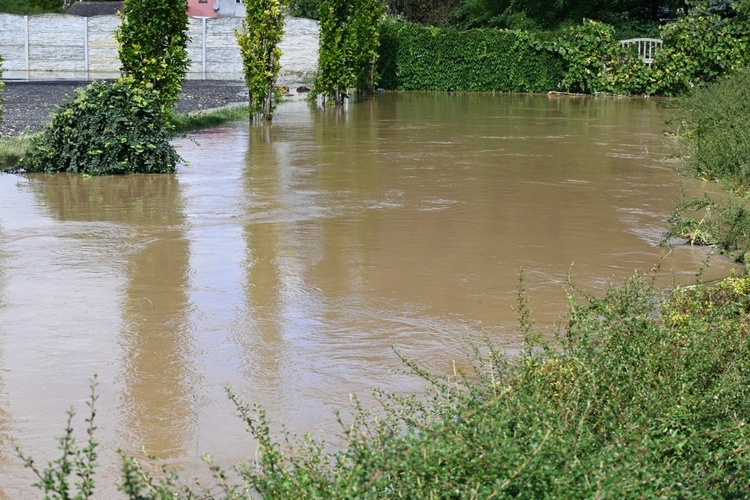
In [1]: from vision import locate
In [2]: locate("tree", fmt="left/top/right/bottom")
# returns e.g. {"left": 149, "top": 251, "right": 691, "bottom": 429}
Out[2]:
{"left": 115, "top": 0, "right": 190, "bottom": 116}
{"left": 456, "top": 0, "right": 689, "bottom": 30}
{"left": 384, "top": 0, "right": 461, "bottom": 26}
{"left": 29, "top": 0, "right": 62, "bottom": 12}
{"left": 352, "top": 0, "right": 385, "bottom": 93}
{"left": 235, "top": 0, "right": 288, "bottom": 122}
{"left": 314, "top": 0, "right": 384, "bottom": 105}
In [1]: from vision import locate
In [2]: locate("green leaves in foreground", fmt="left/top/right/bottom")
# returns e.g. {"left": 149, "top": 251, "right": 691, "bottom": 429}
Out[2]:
{"left": 24, "top": 81, "right": 181, "bottom": 175}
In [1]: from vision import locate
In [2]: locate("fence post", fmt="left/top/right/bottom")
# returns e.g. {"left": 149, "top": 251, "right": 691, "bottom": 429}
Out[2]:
{"left": 203, "top": 16, "right": 207, "bottom": 80}
{"left": 84, "top": 17, "right": 89, "bottom": 80}
{"left": 24, "top": 15, "right": 29, "bottom": 78}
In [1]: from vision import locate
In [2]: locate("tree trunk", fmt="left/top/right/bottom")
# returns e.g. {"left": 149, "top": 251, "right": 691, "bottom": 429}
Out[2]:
{"left": 368, "top": 55, "right": 376, "bottom": 94}
{"left": 265, "top": 52, "right": 275, "bottom": 121}
{"left": 248, "top": 89, "right": 254, "bottom": 123}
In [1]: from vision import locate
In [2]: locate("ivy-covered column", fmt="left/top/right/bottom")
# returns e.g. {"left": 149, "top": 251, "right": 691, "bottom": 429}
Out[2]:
{"left": 235, "top": 0, "right": 288, "bottom": 122}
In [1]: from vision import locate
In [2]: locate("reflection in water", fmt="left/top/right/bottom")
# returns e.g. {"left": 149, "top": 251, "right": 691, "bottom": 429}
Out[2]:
{"left": 29, "top": 173, "right": 196, "bottom": 460}
{"left": 116, "top": 177, "right": 194, "bottom": 461}
{"left": 0, "top": 215, "right": 11, "bottom": 468}
{"left": 0, "top": 93, "right": 741, "bottom": 494}
{"left": 240, "top": 126, "right": 286, "bottom": 400}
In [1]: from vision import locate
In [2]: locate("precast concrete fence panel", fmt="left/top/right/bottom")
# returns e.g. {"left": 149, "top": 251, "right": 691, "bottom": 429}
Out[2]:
{"left": 0, "top": 13, "right": 318, "bottom": 81}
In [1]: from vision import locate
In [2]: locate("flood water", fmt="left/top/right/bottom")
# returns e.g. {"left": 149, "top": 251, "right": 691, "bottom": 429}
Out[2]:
{"left": 0, "top": 92, "right": 738, "bottom": 496}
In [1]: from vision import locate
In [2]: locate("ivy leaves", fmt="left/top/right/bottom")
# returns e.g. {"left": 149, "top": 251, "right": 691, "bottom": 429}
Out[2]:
{"left": 24, "top": 81, "right": 181, "bottom": 175}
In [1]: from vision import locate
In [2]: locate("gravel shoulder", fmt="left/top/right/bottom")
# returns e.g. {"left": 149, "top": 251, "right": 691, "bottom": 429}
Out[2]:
{"left": 0, "top": 80, "right": 307, "bottom": 138}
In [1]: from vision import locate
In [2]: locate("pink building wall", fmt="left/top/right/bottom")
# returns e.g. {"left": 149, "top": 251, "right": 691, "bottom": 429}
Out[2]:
{"left": 187, "top": 0, "right": 217, "bottom": 18}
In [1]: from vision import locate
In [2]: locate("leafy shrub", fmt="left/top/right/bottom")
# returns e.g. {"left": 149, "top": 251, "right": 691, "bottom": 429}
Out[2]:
{"left": 553, "top": 19, "right": 656, "bottom": 94}
{"left": 1, "top": 0, "right": 62, "bottom": 14}
{"left": 651, "top": 6, "right": 750, "bottom": 95}
{"left": 377, "top": 20, "right": 565, "bottom": 92}
{"left": 674, "top": 69, "right": 750, "bottom": 186}
{"left": 314, "top": 0, "right": 384, "bottom": 104}
{"left": 288, "top": 0, "right": 319, "bottom": 19}
{"left": 24, "top": 81, "right": 181, "bottom": 175}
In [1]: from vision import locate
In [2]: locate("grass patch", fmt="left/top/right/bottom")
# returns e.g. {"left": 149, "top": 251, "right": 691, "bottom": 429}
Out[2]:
{"left": 0, "top": 133, "right": 35, "bottom": 172}
{"left": 169, "top": 104, "right": 250, "bottom": 134}
{"left": 673, "top": 69, "right": 750, "bottom": 190}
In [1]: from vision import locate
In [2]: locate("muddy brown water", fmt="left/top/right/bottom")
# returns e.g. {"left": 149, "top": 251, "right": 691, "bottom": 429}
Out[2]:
{"left": 0, "top": 93, "right": 738, "bottom": 496}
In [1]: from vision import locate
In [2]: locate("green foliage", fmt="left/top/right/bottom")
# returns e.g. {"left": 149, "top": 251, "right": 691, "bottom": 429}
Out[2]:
{"left": 115, "top": 0, "right": 190, "bottom": 115}
{"left": 665, "top": 194, "right": 750, "bottom": 262}
{"left": 377, "top": 10, "right": 747, "bottom": 96}
{"left": 650, "top": 3, "right": 750, "bottom": 95}
{"left": 673, "top": 69, "right": 750, "bottom": 185}
{"left": 235, "top": 0, "right": 287, "bottom": 121}
{"left": 455, "top": 0, "right": 687, "bottom": 31}
{"left": 553, "top": 19, "right": 657, "bottom": 94}
{"left": 314, "top": 0, "right": 384, "bottom": 105}
{"left": 384, "top": 0, "right": 462, "bottom": 26}
{"left": 377, "top": 20, "right": 565, "bottom": 92}
{"left": 0, "top": 0, "right": 59, "bottom": 14}
{"left": 288, "top": 0, "right": 319, "bottom": 19}
{"left": 24, "top": 81, "right": 181, "bottom": 175}
{"left": 16, "top": 376, "right": 99, "bottom": 499}
{"left": 351, "top": 0, "right": 385, "bottom": 93}
{"left": 30, "top": 0, "right": 63, "bottom": 11}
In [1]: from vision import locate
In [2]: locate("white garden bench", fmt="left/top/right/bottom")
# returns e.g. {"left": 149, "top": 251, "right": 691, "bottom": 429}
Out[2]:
{"left": 619, "top": 38, "right": 663, "bottom": 65}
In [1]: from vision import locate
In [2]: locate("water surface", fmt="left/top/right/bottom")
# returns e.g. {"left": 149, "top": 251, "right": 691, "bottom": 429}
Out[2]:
{"left": 0, "top": 93, "right": 735, "bottom": 497}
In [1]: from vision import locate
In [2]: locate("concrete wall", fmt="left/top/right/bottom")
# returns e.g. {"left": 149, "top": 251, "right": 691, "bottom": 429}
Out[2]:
{"left": 0, "top": 13, "right": 318, "bottom": 81}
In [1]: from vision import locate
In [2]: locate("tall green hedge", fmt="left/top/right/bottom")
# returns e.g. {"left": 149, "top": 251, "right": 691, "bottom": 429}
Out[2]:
{"left": 377, "top": 20, "right": 565, "bottom": 92}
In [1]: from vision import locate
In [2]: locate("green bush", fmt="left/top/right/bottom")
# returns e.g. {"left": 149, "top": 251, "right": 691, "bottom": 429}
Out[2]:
{"left": 314, "top": 0, "right": 384, "bottom": 104}
{"left": 289, "top": 0, "right": 319, "bottom": 19}
{"left": 0, "top": 0, "right": 61, "bottom": 14}
{"left": 377, "top": 20, "right": 565, "bottom": 92}
{"left": 651, "top": 7, "right": 750, "bottom": 95}
{"left": 553, "top": 19, "right": 656, "bottom": 94}
{"left": 24, "top": 81, "right": 181, "bottom": 175}
{"left": 674, "top": 69, "right": 750, "bottom": 186}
